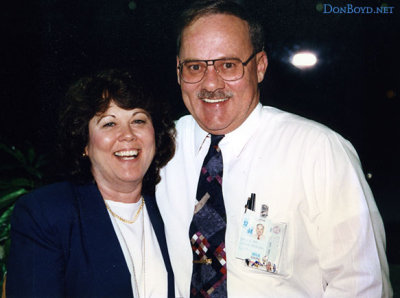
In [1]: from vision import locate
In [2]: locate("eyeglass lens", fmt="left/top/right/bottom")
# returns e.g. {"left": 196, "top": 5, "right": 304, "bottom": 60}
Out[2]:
{"left": 181, "top": 58, "right": 244, "bottom": 83}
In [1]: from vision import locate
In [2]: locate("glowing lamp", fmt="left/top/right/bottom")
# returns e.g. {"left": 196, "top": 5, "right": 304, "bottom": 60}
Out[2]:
{"left": 291, "top": 52, "right": 317, "bottom": 69}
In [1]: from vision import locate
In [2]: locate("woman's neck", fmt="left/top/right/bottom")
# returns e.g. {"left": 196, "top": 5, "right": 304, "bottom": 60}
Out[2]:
{"left": 96, "top": 181, "right": 143, "bottom": 203}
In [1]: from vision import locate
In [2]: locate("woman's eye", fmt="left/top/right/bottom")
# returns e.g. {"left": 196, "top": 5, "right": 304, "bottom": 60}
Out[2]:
{"left": 102, "top": 122, "right": 115, "bottom": 127}
{"left": 133, "top": 119, "right": 146, "bottom": 124}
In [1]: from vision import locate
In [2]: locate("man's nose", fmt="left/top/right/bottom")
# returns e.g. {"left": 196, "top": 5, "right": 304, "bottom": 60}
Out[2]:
{"left": 200, "top": 65, "right": 225, "bottom": 91}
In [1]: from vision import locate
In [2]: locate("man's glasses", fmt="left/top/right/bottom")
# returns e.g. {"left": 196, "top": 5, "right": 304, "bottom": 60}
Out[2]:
{"left": 178, "top": 52, "right": 257, "bottom": 84}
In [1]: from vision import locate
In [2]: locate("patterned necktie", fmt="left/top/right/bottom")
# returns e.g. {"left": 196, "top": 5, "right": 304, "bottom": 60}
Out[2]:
{"left": 189, "top": 134, "right": 227, "bottom": 297}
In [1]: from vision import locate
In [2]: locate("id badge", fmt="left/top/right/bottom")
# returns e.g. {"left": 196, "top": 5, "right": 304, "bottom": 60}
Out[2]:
{"left": 236, "top": 205, "right": 286, "bottom": 274}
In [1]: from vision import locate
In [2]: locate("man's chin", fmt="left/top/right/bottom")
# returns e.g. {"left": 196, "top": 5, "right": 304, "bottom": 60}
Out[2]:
{"left": 198, "top": 120, "right": 233, "bottom": 135}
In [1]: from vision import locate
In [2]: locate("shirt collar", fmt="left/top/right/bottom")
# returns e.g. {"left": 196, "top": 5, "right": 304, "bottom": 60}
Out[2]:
{"left": 194, "top": 120, "right": 210, "bottom": 155}
{"left": 193, "top": 103, "right": 262, "bottom": 157}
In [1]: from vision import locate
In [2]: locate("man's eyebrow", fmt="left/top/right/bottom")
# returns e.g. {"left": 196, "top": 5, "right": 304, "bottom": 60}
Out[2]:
{"left": 182, "top": 56, "right": 239, "bottom": 62}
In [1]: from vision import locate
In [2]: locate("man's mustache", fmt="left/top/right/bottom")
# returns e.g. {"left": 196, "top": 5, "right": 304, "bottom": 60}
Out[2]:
{"left": 197, "top": 89, "right": 233, "bottom": 100}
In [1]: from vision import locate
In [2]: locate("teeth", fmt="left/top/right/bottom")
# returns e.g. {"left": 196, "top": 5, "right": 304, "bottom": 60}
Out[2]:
{"left": 202, "top": 98, "right": 229, "bottom": 103}
{"left": 115, "top": 150, "right": 138, "bottom": 157}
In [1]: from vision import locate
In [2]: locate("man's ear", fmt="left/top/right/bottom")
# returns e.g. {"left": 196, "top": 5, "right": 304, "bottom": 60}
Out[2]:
{"left": 176, "top": 56, "right": 181, "bottom": 85}
{"left": 256, "top": 51, "right": 268, "bottom": 83}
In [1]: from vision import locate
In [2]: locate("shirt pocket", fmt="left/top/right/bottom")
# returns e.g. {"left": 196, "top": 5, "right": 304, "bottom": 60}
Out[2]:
{"left": 231, "top": 212, "right": 295, "bottom": 279}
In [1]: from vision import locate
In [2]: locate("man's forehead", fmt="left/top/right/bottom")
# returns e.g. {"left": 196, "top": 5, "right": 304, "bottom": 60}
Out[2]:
{"left": 182, "top": 13, "right": 250, "bottom": 38}
{"left": 179, "top": 13, "right": 252, "bottom": 58}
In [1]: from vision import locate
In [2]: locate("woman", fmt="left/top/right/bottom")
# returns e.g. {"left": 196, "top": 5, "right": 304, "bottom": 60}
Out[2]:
{"left": 6, "top": 69, "right": 176, "bottom": 297}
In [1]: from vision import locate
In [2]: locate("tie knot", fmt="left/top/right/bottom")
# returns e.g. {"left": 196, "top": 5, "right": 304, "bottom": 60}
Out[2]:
{"left": 210, "top": 134, "right": 224, "bottom": 147}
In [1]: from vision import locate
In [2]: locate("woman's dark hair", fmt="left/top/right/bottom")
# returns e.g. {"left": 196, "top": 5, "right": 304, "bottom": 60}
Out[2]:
{"left": 176, "top": 0, "right": 264, "bottom": 55}
{"left": 58, "top": 69, "right": 175, "bottom": 195}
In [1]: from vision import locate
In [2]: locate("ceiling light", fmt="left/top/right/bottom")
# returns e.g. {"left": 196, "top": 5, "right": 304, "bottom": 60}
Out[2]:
{"left": 291, "top": 52, "right": 317, "bottom": 69}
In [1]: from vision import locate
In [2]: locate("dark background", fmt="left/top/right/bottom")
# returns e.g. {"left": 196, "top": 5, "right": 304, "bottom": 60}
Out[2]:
{"left": 1, "top": 0, "right": 399, "bottom": 265}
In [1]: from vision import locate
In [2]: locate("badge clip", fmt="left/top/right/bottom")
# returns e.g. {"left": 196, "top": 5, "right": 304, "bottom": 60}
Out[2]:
{"left": 193, "top": 258, "right": 212, "bottom": 265}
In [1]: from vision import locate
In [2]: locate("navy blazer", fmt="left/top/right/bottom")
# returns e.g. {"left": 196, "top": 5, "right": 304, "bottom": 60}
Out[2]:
{"left": 6, "top": 181, "right": 175, "bottom": 298}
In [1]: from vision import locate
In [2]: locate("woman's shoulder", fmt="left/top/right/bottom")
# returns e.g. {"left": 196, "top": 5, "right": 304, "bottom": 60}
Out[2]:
{"left": 18, "top": 181, "right": 74, "bottom": 203}
{"left": 14, "top": 181, "right": 84, "bottom": 220}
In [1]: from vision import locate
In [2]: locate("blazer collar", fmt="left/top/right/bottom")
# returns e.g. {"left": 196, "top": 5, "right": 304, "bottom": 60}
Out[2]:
{"left": 73, "top": 183, "right": 175, "bottom": 298}
{"left": 73, "top": 182, "right": 133, "bottom": 298}
{"left": 143, "top": 194, "right": 175, "bottom": 298}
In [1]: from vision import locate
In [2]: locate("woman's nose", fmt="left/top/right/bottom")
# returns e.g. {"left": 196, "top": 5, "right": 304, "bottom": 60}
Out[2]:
{"left": 119, "top": 124, "right": 136, "bottom": 142}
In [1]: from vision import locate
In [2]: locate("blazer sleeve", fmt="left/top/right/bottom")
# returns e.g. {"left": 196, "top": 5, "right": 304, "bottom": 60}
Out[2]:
{"left": 6, "top": 190, "right": 66, "bottom": 298}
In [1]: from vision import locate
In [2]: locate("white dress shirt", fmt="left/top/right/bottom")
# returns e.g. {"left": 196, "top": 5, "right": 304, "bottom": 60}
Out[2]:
{"left": 156, "top": 103, "right": 392, "bottom": 297}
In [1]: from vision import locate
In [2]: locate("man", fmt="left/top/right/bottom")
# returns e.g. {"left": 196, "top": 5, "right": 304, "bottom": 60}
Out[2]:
{"left": 156, "top": 0, "right": 392, "bottom": 297}
{"left": 255, "top": 224, "right": 265, "bottom": 240}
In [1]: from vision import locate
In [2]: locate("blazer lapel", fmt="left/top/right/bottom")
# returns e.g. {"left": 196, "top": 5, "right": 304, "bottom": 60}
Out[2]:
{"left": 144, "top": 194, "right": 175, "bottom": 298}
{"left": 74, "top": 183, "right": 133, "bottom": 298}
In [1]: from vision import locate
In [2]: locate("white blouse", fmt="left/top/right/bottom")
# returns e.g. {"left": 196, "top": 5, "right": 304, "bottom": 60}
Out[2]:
{"left": 105, "top": 199, "right": 168, "bottom": 298}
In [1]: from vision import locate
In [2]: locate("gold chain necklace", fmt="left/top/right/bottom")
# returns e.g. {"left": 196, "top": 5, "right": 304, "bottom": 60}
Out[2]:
{"left": 106, "top": 197, "right": 146, "bottom": 297}
{"left": 104, "top": 197, "right": 144, "bottom": 224}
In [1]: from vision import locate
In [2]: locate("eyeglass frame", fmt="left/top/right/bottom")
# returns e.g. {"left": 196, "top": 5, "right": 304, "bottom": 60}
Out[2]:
{"left": 177, "top": 51, "right": 258, "bottom": 84}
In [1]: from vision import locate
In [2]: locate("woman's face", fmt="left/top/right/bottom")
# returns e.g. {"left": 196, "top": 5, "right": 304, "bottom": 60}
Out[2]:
{"left": 85, "top": 101, "right": 156, "bottom": 191}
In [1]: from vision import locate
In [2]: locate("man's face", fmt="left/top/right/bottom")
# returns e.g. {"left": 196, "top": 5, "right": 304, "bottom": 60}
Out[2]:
{"left": 256, "top": 224, "right": 264, "bottom": 237}
{"left": 177, "top": 14, "right": 268, "bottom": 135}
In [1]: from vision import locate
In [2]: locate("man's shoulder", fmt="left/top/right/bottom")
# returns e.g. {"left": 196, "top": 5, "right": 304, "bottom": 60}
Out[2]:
{"left": 175, "top": 114, "right": 196, "bottom": 130}
{"left": 260, "top": 105, "right": 357, "bottom": 159}
{"left": 174, "top": 114, "right": 198, "bottom": 143}
{"left": 260, "top": 105, "right": 339, "bottom": 138}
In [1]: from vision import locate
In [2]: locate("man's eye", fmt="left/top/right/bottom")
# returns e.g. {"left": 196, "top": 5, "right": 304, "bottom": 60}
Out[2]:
{"left": 223, "top": 61, "right": 237, "bottom": 69}
{"left": 187, "top": 63, "right": 203, "bottom": 72}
